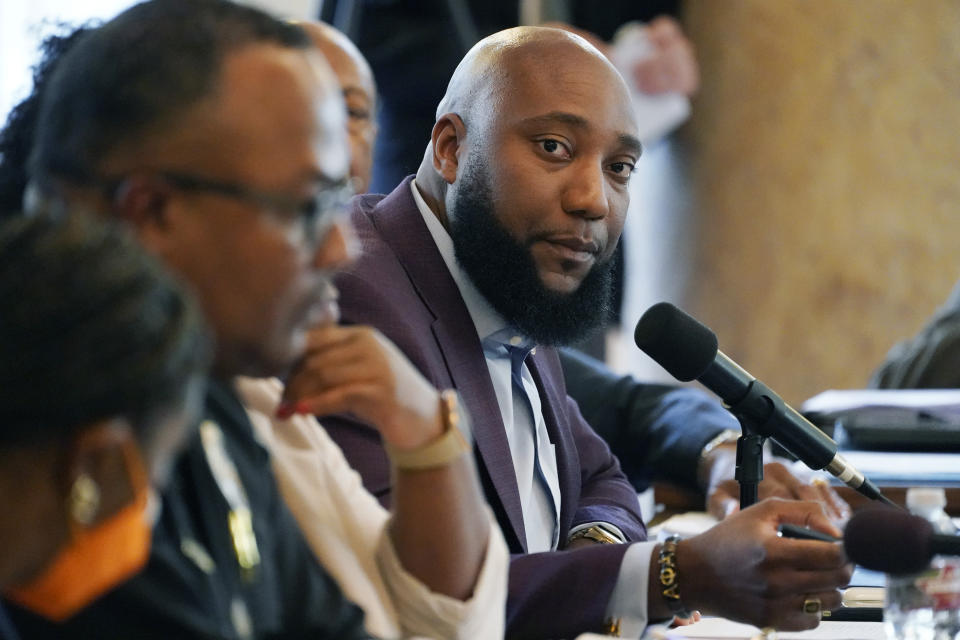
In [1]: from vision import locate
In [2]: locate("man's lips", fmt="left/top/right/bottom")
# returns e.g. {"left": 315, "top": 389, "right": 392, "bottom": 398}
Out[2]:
{"left": 539, "top": 236, "right": 600, "bottom": 263}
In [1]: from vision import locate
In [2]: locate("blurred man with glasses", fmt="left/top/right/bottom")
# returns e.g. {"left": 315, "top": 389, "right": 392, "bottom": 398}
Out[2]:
{"left": 9, "top": 1, "right": 506, "bottom": 638}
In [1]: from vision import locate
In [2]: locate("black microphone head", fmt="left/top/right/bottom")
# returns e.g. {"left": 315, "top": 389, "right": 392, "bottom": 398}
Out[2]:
{"left": 634, "top": 302, "right": 719, "bottom": 382}
{"left": 844, "top": 507, "right": 934, "bottom": 574}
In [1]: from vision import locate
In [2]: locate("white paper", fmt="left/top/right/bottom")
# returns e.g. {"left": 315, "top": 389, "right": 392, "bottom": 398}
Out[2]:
{"left": 648, "top": 511, "right": 719, "bottom": 539}
{"left": 647, "top": 617, "right": 883, "bottom": 639}
{"left": 839, "top": 450, "right": 960, "bottom": 483}
{"left": 802, "top": 389, "right": 960, "bottom": 421}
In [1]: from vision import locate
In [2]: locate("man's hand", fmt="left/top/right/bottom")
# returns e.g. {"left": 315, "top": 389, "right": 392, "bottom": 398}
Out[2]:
{"left": 280, "top": 325, "right": 494, "bottom": 600}
{"left": 280, "top": 325, "right": 443, "bottom": 451}
{"left": 631, "top": 16, "right": 699, "bottom": 96}
{"left": 677, "top": 498, "right": 853, "bottom": 631}
{"left": 703, "top": 444, "right": 851, "bottom": 524}
{"left": 542, "top": 16, "right": 698, "bottom": 97}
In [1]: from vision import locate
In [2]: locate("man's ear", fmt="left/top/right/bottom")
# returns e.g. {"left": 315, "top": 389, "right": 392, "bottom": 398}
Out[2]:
{"left": 113, "top": 175, "right": 173, "bottom": 231}
{"left": 63, "top": 419, "right": 140, "bottom": 528}
{"left": 112, "top": 175, "right": 178, "bottom": 255}
{"left": 431, "top": 113, "right": 467, "bottom": 185}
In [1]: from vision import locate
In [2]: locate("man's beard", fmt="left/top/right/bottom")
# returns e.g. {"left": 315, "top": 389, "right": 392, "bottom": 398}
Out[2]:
{"left": 448, "top": 161, "right": 616, "bottom": 347}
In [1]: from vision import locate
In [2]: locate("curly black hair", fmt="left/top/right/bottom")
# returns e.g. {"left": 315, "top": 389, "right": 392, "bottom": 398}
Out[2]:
{"left": 31, "top": 0, "right": 310, "bottom": 190}
{"left": 0, "top": 25, "right": 93, "bottom": 216}
{"left": 0, "top": 209, "right": 211, "bottom": 447}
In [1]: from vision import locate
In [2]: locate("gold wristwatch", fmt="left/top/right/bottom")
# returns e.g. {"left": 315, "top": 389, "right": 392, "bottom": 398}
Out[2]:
{"left": 567, "top": 524, "right": 623, "bottom": 546}
{"left": 385, "top": 390, "right": 471, "bottom": 470}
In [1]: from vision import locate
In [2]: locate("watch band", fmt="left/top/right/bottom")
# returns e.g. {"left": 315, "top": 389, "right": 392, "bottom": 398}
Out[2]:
{"left": 385, "top": 390, "right": 471, "bottom": 470}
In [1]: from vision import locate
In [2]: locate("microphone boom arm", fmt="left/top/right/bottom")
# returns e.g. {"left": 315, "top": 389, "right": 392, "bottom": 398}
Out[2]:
{"left": 708, "top": 351, "right": 895, "bottom": 507}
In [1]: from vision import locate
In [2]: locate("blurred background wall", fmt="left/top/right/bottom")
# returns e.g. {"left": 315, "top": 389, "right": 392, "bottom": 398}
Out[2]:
{"left": 622, "top": 0, "right": 960, "bottom": 405}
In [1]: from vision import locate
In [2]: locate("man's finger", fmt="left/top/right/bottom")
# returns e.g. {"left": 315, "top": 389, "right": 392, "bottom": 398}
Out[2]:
{"left": 707, "top": 487, "right": 739, "bottom": 520}
{"left": 294, "top": 382, "right": 384, "bottom": 420}
{"left": 766, "top": 498, "right": 843, "bottom": 539}
{"left": 815, "top": 481, "right": 851, "bottom": 523}
{"left": 304, "top": 323, "right": 368, "bottom": 351}
{"left": 772, "top": 538, "right": 849, "bottom": 570}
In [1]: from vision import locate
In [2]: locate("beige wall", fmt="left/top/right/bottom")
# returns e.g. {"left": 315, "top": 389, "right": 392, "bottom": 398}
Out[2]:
{"left": 672, "top": 0, "right": 960, "bottom": 403}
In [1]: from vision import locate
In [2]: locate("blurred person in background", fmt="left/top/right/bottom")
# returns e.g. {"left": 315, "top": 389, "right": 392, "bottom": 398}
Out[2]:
{"left": 870, "top": 278, "right": 960, "bottom": 389}
{"left": 7, "top": 2, "right": 505, "bottom": 637}
{"left": 318, "top": 0, "right": 698, "bottom": 194}
{"left": 0, "top": 211, "right": 209, "bottom": 638}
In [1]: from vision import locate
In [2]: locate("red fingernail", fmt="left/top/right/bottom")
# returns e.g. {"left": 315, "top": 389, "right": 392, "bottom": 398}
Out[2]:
{"left": 276, "top": 403, "right": 295, "bottom": 419}
{"left": 294, "top": 401, "right": 313, "bottom": 415}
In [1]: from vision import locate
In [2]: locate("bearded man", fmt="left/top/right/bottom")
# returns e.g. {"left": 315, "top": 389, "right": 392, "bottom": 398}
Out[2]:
{"left": 299, "top": 26, "right": 849, "bottom": 640}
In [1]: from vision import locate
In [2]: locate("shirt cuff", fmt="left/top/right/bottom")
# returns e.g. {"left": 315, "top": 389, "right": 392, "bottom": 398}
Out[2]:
{"left": 376, "top": 508, "right": 508, "bottom": 639}
{"left": 604, "top": 541, "right": 658, "bottom": 639}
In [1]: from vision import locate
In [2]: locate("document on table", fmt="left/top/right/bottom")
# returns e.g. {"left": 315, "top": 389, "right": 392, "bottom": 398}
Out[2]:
{"left": 646, "top": 617, "right": 882, "bottom": 639}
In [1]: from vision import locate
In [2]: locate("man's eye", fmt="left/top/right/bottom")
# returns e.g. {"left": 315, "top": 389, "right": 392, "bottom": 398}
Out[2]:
{"left": 608, "top": 161, "right": 635, "bottom": 178}
{"left": 348, "top": 108, "right": 370, "bottom": 121}
{"left": 539, "top": 139, "right": 569, "bottom": 158}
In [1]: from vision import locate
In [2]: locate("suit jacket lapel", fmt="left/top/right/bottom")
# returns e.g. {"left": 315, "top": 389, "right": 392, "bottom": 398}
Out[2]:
{"left": 370, "top": 178, "right": 528, "bottom": 550}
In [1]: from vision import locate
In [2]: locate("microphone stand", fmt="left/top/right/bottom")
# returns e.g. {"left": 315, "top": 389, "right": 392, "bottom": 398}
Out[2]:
{"left": 724, "top": 379, "right": 783, "bottom": 509}
{"left": 734, "top": 427, "right": 765, "bottom": 509}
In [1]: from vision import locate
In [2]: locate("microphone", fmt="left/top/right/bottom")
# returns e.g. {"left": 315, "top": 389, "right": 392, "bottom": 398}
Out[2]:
{"left": 634, "top": 301, "right": 892, "bottom": 505}
{"left": 845, "top": 507, "right": 960, "bottom": 574}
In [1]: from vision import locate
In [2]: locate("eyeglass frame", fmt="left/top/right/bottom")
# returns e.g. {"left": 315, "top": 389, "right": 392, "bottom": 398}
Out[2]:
{"left": 78, "top": 168, "right": 356, "bottom": 248}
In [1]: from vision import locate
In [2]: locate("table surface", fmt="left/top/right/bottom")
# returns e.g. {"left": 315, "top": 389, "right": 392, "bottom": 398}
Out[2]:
{"left": 644, "top": 617, "right": 883, "bottom": 639}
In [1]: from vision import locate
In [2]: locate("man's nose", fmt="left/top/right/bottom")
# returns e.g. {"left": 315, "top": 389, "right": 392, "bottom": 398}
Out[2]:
{"left": 313, "top": 218, "right": 357, "bottom": 271}
{"left": 561, "top": 160, "right": 610, "bottom": 221}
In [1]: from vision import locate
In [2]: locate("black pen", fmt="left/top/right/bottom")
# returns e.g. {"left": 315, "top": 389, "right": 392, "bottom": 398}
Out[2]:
{"left": 778, "top": 523, "right": 839, "bottom": 543}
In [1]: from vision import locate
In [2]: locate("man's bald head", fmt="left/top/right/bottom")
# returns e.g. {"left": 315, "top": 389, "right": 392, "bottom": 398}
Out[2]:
{"left": 300, "top": 21, "right": 374, "bottom": 92}
{"left": 435, "top": 26, "right": 631, "bottom": 141}
{"left": 300, "top": 21, "right": 378, "bottom": 193}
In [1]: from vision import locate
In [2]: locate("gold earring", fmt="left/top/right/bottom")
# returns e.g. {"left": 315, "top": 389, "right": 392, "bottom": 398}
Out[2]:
{"left": 69, "top": 474, "right": 101, "bottom": 526}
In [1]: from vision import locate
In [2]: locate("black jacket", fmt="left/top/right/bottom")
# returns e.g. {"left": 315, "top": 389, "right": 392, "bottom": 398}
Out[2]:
{"left": 7, "top": 380, "right": 371, "bottom": 639}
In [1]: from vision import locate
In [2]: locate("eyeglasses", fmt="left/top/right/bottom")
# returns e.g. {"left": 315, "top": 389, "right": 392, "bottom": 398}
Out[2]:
{"left": 151, "top": 170, "right": 355, "bottom": 247}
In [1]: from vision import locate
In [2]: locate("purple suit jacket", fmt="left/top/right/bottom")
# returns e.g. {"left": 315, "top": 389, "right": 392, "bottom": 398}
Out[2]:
{"left": 324, "top": 178, "right": 647, "bottom": 639}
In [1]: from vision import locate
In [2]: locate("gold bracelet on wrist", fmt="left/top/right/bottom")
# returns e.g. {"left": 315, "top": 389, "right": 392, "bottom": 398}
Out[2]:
{"left": 659, "top": 534, "right": 692, "bottom": 619}
{"left": 384, "top": 390, "right": 470, "bottom": 470}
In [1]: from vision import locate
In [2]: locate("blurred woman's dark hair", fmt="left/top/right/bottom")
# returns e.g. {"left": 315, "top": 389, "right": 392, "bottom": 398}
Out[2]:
{"left": 0, "top": 208, "right": 211, "bottom": 448}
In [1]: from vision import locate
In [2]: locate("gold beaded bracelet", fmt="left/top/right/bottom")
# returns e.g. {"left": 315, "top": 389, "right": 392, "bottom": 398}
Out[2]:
{"left": 659, "top": 534, "right": 692, "bottom": 619}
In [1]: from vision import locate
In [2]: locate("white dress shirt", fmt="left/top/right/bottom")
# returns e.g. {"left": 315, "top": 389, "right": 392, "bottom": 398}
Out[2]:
{"left": 237, "top": 377, "right": 509, "bottom": 640}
